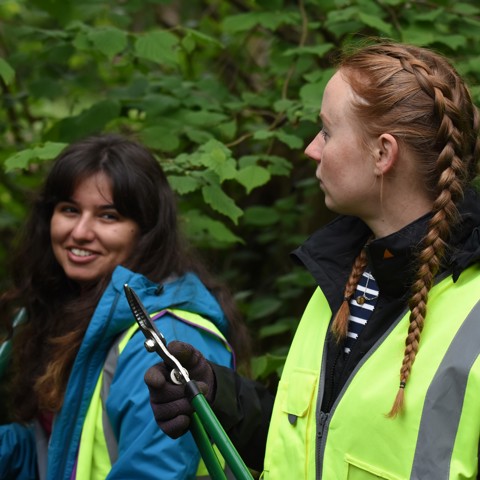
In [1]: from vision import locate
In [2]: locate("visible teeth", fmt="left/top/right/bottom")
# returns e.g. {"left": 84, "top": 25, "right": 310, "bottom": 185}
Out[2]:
{"left": 70, "top": 248, "right": 93, "bottom": 257}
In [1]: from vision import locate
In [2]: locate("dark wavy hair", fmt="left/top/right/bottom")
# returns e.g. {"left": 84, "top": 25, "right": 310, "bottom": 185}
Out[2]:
{"left": 1, "top": 133, "right": 250, "bottom": 421}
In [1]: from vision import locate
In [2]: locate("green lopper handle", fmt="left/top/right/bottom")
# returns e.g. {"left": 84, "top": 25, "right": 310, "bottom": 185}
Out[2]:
{"left": 186, "top": 381, "right": 254, "bottom": 480}
{"left": 190, "top": 412, "right": 227, "bottom": 480}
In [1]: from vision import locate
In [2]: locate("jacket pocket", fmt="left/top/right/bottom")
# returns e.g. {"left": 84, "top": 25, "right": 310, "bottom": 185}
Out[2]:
{"left": 263, "top": 369, "right": 318, "bottom": 479}
{"left": 345, "top": 454, "right": 403, "bottom": 480}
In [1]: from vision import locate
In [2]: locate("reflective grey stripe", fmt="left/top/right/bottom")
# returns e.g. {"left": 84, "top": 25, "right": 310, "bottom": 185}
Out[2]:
{"left": 100, "top": 331, "right": 129, "bottom": 465}
{"left": 411, "top": 298, "right": 480, "bottom": 479}
{"left": 34, "top": 419, "right": 49, "bottom": 480}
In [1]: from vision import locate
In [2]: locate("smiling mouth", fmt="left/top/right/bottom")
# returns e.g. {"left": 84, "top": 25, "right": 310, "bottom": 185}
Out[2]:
{"left": 69, "top": 248, "right": 95, "bottom": 257}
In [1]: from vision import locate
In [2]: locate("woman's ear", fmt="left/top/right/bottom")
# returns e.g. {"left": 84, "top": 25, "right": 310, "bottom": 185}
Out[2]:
{"left": 373, "top": 133, "right": 398, "bottom": 176}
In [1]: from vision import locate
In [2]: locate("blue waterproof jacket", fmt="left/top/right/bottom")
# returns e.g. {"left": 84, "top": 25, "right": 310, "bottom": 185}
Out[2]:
{"left": 0, "top": 266, "right": 234, "bottom": 479}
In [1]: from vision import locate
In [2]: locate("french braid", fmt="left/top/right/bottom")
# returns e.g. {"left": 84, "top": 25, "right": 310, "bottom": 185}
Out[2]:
{"left": 338, "top": 42, "right": 479, "bottom": 416}
{"left": 331, "top": 246, "right": 368, "bottom": 340}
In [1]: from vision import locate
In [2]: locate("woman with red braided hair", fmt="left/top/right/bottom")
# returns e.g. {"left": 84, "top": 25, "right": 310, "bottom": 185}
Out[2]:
{"left": 145, "top": 41, "right": 480, "bottom": 479}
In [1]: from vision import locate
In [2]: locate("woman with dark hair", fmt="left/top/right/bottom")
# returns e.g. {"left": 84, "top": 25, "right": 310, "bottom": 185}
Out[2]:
{"left": 0, "top": 133, "right": 250, "bottom": 479}
{"left": 145, "top": 41, "right": 480, "bottom": 479}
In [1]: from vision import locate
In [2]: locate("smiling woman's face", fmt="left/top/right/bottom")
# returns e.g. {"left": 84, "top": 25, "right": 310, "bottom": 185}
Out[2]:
{"left": 50, "top": 172, "right": 140, "bottom": 285}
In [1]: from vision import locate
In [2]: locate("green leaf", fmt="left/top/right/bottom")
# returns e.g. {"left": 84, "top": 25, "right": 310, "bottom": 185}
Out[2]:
{"left": 223, "top": 12, "right": 298, "bottom": 33}
{"left": 253, "top": 130, "right": 275, "bottom": 141}
{"left": 236, "top": 165, "right": 271, "bottom": 194}
{"left": 358, "top": 13, "right": 393, "bottom": 36}
{"left": 45, "top": 100, "right": 121, "bottom": 142}
{"left": 251, "top": 353, "right": 286, "bottom": 380}
{"left": 247, "top": 297, "right": 282, "bottom": 320}
{"left": 135, "top": 30, "right": 179, "bottom": 66}
{"left": 274, "top": 131, "right": 304, "bottom": 149}
{"left": 5, "top": 142, "right": 67, "bottom": 172}
{"left": 167, "top": 175, "right": 201, "bottom": 194}
{"left": 0, "top": 58, "right": 14, "bottom": 85}
{"left": 182, "top": 210, "right": 243, "bottom": 245}
{"left": 452, "top": 3, "right": 480, "bottom": 15}
{"left": 181, "top": 110, "right": 228, "bottom": 127}
{"left": 300, "top": 82, "right": 325, "bottom": 109}
{"left": 88, "top": 27, "right": 127, "bottom": 60}
{"left": 259, "top": 320, "right": 294, "bottom": 338}
{"left": 400, "top": 28, "right": 435, "bottom": 46}
{"left": 243, "top": 206, "right": 280, "bottom": 226}
{"left": 431, "top": 35, "right": 467, "bottom": 50}
{"left": 201, "top": 184, "right": 243, "bottom": 224}
{"left": 182, "top": 27, "right": 224, "bottom": 49}
{"left": 140, "top": 126, "right": 180, "bottom": 152}
{"left": 283, "top": 44, "right": 334, "bottom": 58}
{"left": 198, "top": 140, "right": 236, "bottom": 182}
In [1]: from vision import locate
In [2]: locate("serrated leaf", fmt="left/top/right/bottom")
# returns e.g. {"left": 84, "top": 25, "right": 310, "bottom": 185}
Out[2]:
{"left": 201, "top": 184, "right": 242, "bottom": 224}
{"left": 167, "top": 175, "right": 201, "bottom": 194}
{"left": 0, "top": 58, "right": 14, "bottom": 85}
{"left": 236, "top": 165, "right": 271, "bottom": 194}
{"left": 197, "top": 140, "right": 236, "bottom": 181}
{"left": 140, "top": 126, "right": 180, "bottom": 152}
{"left": 182, "top": 210, "right": 243, "bottom": 245}
{"left": 274, "top": 131, "right": 303, "bottom": 149}
{"left": 358, "top": 13, "right": 393, "bottom": 35}
{"left": 135, "top": 30, "right": 179, "bottom": 66}
{"left": 300, "top": 82, "right": 325, "bottom": 108}
{"left": 199, "top": 152, "right": 236, "bottom": 182}
{"left": 88, "top": 27, "right": 127, "bottom": 60}
{"left": 4, "top": 142, "right": 67, "bottom": 172}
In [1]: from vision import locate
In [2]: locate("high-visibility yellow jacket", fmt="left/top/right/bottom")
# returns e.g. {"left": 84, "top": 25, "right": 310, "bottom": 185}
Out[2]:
{"left": 263, "top": 265, "right": 480, "bottom": 479}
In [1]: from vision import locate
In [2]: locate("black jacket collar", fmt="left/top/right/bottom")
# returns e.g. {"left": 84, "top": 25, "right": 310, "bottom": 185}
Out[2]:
{"left": 292, "top": 188, "right": 480, "bottom": 310}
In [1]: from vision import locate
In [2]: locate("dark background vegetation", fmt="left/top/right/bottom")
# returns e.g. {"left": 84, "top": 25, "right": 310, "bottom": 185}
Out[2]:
{"left": 2, "top": 0, "right": 480, "bottom": 383}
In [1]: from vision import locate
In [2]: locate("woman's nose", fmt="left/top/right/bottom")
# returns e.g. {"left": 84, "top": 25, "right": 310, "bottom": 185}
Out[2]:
{"left": 71, "top": 216, "right": 95, "bottom": 242}
{"left": 304, "top": 135, "right": 323, "bottom": 162}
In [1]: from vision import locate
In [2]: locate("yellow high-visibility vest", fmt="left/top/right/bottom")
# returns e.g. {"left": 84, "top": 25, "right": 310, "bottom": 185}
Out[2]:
{"left": 76, "top": 309, "right": 230, "bottom": 480}
{"left": 263, "top": 265, "right": 480, "bottom": 479}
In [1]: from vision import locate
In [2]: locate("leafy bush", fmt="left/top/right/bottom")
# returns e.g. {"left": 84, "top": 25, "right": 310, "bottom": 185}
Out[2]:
{"left": 2, "top": 0, "right": 480, "bottom": 382}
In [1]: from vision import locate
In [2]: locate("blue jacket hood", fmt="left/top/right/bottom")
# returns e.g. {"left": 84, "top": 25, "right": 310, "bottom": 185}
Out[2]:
{"left": 88, "top": 266, "right": 230, "bottom": 341}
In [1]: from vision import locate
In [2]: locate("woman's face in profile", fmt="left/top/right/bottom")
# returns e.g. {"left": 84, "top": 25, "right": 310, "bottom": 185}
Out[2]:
{"left": 50, "top": 172, "right": 140, "bottom": 285}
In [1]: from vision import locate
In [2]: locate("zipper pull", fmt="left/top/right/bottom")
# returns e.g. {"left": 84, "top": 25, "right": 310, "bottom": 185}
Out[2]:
{"left": 318, "top": 411, "right": 329, "bottom": 438}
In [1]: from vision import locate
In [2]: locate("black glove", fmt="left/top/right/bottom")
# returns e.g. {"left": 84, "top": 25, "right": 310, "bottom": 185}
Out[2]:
{"left": 144, "top": 340, "right": 215, "bottom": 439}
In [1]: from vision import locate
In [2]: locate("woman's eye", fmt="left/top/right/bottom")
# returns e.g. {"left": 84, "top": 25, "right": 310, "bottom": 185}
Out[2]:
{"left": 320, "top": 128, "right": 329, "bottom": 140}
{"left": 57, "top": 203, "right": 78, "bottom": 214}
{"left": 100, "top": 211, "right": 120, "bottom": 221}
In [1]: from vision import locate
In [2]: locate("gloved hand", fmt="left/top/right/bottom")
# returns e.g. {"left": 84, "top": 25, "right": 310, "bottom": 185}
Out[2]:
{"left": 144, "top": 340, "right": 215, "bottom": 439}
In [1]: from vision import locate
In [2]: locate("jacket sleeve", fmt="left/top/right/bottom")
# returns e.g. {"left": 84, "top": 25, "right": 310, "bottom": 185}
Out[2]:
{"left": 105, "top": 314, "right": 235, "bottom": 479}
{"left": 210, "top": 363, "right": 275, "bottom": 473}
{"left": 0, "top": 423, "right": 38, "bottom": 479}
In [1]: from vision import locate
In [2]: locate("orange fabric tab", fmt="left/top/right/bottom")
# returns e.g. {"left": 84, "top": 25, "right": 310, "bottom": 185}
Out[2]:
{"left": 383, "top": 249, "right": 394, "bottom": 259}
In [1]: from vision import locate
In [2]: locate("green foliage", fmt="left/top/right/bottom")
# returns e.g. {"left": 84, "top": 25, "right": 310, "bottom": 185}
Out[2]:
{"left": 2, "top": 0, "right": 480, "bottom": 385}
